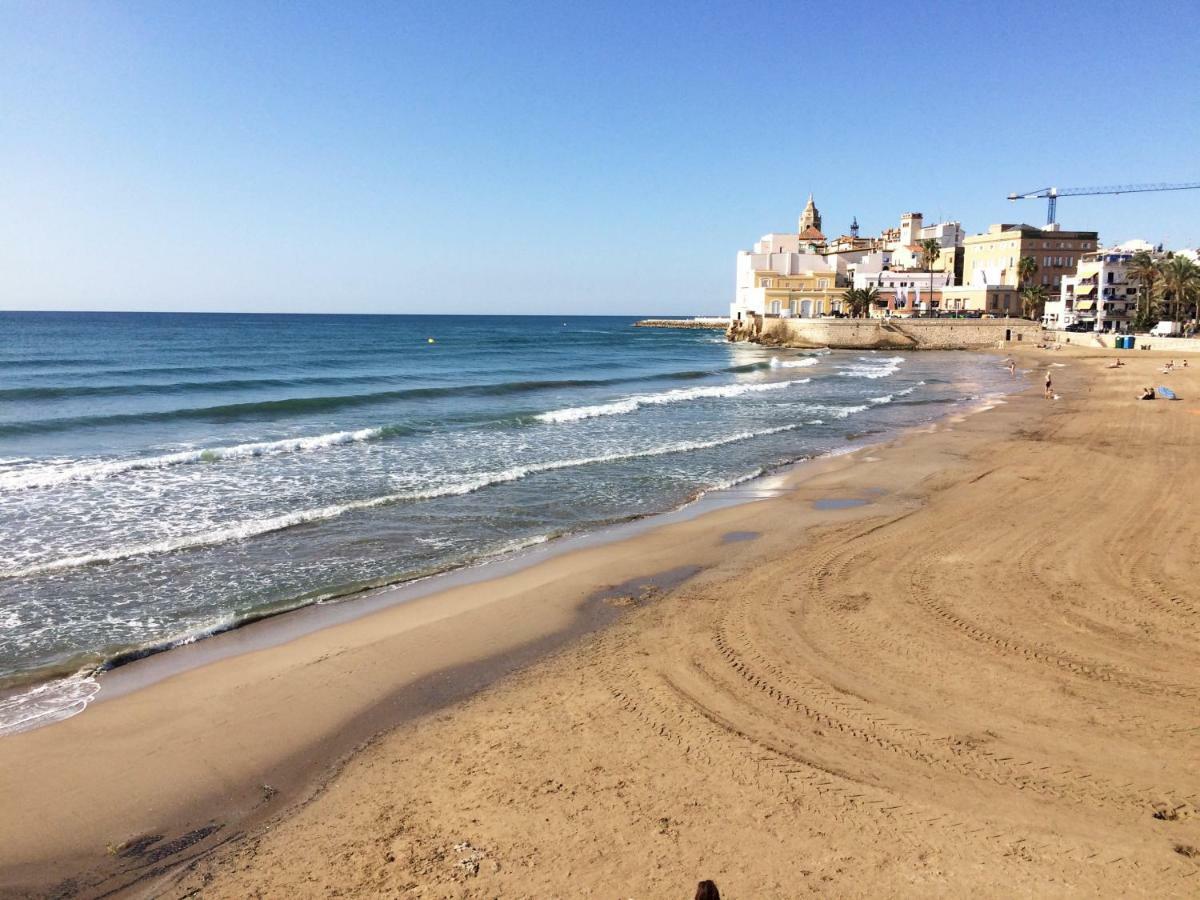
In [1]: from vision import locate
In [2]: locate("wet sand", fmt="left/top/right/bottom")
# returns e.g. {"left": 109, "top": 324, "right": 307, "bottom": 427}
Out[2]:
{"left": 3, "top": 346, "right": 1200, "bottom": 897}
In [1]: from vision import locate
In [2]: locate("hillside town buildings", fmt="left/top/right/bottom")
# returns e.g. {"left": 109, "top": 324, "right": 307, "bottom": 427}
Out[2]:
{"left": 729, "top": 197, "right": 1113, "bottom": 327}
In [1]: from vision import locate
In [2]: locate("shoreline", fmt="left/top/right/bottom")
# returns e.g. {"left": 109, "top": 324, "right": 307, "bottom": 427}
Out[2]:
{"left": 0, "top": 360, "right": 1022, "bottom": 897}
{"left": 1, "top": 373, "right": 1008, "bottom": 733}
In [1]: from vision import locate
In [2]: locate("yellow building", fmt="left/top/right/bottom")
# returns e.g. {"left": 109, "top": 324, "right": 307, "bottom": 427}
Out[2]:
{"left": 939, "top": 285, "right": 1021, "bottom": 315}
{"left": 963, "top": 224, "right": 1099, "bottom": 290}
{"left": 752, "top": 269, "right": 843, "bottom": 317}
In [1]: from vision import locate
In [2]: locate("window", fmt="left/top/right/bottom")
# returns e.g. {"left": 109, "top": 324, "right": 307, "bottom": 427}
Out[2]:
{"left": 818, "top": 279, "right": 828, "bottom": 288}
{"left": 763, "top": 279, "right": 772, "bottom": 287}
{"left": 1044, "top": 256, "right": 1051, "bottom": 266}
{"left": 1042, "top": 275, "right": 1049, "bottom": 285}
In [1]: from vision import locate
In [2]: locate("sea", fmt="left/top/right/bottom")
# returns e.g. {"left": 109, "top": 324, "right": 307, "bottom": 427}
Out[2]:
{"left": 0, "top": 312, "right": 1014, "bottom": 733}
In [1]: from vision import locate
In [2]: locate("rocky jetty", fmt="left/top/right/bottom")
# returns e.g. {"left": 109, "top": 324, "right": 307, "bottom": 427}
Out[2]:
{"left": 633, "top": 318, "right": 727, "bottom": 330}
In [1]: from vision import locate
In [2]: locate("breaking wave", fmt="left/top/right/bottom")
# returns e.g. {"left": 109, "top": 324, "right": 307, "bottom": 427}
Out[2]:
{"left": 838, "top": 356, "right": 905, "bottom": 379}
{"left": 0, "top": 427, "right": 401, "bottom": 492}
{"left": 0, "top": 425, "right": 808, "bottom": 580}
{"left": 769, "top": 357, "right": 820, "bottom": 369}
{"left": 536, "top": 378, "right": 811, "bottom": 424}
{"left": 867, "top": 383, "right": 922, "bottom": 405}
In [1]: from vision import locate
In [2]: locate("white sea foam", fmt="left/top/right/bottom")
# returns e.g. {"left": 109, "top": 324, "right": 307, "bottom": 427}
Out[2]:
{"left": 868, "top": 383, "right": 921, "bottom": 405}
{"left": 0, "top": 672, "right": 99, "bottom": 737}
{"left": 838, "top": 356, "right": 905, "bottom": 379}
{"left": 0, "top": 427, "right": 386, "bottom": 492}
{"left": 1, "top": 425, "right": 808, "bottom": 580}
{"left": 536, "top": 378, "right": 810, "bottom": 424}
{"left": 808, "top": 404, "right": 870, "bottom": 419}
{"left": 769, "top": 356, "right": 819, "bottom": 369}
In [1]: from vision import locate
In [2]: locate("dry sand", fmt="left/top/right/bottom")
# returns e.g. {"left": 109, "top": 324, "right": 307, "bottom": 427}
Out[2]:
{"left": 3, "top": 347, "right": 1200, "bottom": 898}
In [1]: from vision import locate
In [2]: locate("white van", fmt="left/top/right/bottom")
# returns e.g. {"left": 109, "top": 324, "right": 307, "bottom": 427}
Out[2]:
{"left": 1150, "top": 321, "right": 1181, "bottom": 337}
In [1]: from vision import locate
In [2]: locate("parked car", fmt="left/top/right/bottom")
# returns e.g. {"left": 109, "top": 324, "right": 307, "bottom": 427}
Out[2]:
{"left": 1064, "top": 322, "right": 1093, "bottom": 333}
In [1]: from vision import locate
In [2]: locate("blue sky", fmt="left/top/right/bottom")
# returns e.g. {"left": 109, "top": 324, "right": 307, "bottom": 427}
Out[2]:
{"left": 2, "top": 1, "right": 1198, "bottom": 315}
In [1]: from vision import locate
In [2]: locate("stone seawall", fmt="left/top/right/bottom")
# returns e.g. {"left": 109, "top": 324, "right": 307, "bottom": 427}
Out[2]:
{"left": 1043, "top": 330, "right": 1200, "bottom": 353}
{"left": 734, "top": 317, "right": 1042, "bottom": 350}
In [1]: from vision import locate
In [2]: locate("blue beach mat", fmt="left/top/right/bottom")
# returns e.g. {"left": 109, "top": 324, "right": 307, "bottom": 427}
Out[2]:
{"left": 1158, "top": 386, "right": 1177, "bottom": 400}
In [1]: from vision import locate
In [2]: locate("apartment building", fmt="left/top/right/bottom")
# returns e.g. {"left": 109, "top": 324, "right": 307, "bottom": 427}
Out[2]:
{"left": 1043, "top": 248, "right": 1139, "bottom": 332}
{"left": 963, "top": 223, "right": 1098, "bottom": 290}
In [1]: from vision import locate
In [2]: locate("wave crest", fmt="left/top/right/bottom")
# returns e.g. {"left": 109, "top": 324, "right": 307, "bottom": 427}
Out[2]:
{"left": 838, "top": 356, "right": 905, "bottom": 379}
{"left": 0, "top": 427, "right": 393, "bottom": 492}
{"left": 536, "top": 378, "right": 810, "bottom": 424}
{"left": 769, "top": 357, "right": 819, "bottom": 369}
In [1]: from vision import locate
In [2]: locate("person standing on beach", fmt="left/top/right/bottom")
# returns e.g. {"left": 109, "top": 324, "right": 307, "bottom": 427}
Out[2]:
{"left": 1044, "top": 370, "right": 1053, "bottom": 399}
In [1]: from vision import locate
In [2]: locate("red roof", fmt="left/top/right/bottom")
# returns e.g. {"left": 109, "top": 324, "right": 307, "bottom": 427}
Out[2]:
{"left": 799, "top": 226, "right": 826, "bottom": 241}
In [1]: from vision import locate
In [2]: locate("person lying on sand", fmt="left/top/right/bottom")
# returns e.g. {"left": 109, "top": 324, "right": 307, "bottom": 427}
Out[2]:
{"left": 1106, "top": 359, "right": 1123, "bottom": 368}
{"left": 1139, "top": 387, "right": 1156, "bottom": 400}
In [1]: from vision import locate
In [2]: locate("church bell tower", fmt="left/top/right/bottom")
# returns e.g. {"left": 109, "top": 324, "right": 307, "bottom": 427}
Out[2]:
{"left": 798, "top": 194, "right": 822, "bottom": 234}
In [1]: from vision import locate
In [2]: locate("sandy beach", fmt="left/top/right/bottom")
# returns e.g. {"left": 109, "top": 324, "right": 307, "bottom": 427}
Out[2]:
{"left": 3, "top": 346, "right": 1200, "bottom": 898}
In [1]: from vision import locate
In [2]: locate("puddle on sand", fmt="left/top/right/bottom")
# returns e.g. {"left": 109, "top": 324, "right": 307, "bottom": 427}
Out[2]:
{"left": 813, "top": 498, "right": 871, "bottom": 510}
{"left": 721, "top": 531, "right": 761, "bottom": 544}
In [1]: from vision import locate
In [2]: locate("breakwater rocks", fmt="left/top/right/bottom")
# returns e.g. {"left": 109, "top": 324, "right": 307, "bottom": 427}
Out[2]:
{"left": 633, "top": 318, "right": 728, "bottom": 330}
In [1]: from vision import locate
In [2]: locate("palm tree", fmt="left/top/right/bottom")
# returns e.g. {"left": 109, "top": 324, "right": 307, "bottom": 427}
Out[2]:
{"left": 861, "top": 286, "right": 881, "bottom": 317}
{"left": 841, "top": 287, "right": 861, "bottom": 318}
{"left": 919, "top": 238, "right": 941, "bottom": 317}
{"left": 1017, "top": 256, "right": 1038, "bottom": 288}
{"left": 1126, "top": 250, "right": 1161, "bottom": 328}
{"left": 1157, "top": 256, "right": 1200, "bottom": 327}
{"left": 1020, "top": 285, "right": 1047, "bottom": 322}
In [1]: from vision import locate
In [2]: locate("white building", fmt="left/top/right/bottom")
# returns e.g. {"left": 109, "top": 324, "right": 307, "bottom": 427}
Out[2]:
{"left": 920, "top": 219, "right": 965, "bottom": 248}
{"left": 1116, "top": 238, "right": 1156, "bottom": 254}
{"left": 884, "top": 212, "right": 964, "bottom": 273}
{"left": 1043, "top": 248, "right": 1139, "bottom": 332}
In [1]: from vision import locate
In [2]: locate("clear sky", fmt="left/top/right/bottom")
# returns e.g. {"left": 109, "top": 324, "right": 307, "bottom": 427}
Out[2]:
{"left": 2, "top": 1, "right": 1198, "bottom": 315}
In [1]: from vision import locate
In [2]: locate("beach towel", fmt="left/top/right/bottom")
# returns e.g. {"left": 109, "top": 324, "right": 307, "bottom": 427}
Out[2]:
{"left": 1157, "top": 386, "right": 1177, "bottom": 400}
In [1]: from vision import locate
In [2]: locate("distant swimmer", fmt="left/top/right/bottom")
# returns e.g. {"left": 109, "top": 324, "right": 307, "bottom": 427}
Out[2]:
{"left": 427, "top": 337, "right": 435, "bottom": 344}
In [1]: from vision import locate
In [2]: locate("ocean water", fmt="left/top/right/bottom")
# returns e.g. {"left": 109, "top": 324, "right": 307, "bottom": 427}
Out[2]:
{"left": 0, "top": 312, "right": 1013, "bottom": 731}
